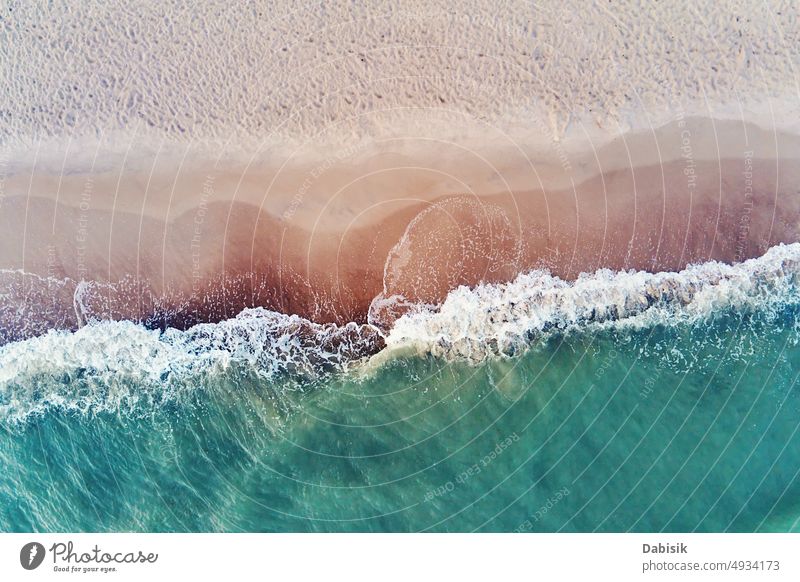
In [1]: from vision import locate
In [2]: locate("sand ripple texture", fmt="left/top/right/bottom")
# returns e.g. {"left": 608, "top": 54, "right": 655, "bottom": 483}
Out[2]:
{"left": 1, "top": 0, "right": 798, "bottom": 151}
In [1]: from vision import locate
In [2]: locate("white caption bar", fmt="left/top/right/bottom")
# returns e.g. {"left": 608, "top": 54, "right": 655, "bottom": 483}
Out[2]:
{"left": 1, "top": 534, "right": 797, "bottom": 581}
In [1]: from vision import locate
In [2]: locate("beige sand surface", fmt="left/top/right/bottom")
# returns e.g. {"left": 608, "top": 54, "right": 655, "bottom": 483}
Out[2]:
{"left": 2, "top": 0, "right": 799, "bottom": 151}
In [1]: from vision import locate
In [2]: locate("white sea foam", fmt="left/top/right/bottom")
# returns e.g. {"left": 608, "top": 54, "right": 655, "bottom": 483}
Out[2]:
{"left": 383, "top": 243, "right": 800, "bottom": 363}
{"left": 1, "top": 244, "right": 799, "bottom": 422}
{"left": 0, "top": 308, "right": 382, "bottom": 422}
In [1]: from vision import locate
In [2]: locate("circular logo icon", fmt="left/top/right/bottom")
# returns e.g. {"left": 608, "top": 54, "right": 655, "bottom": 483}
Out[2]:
{"left": 20, "top": 542, "right": 46, "bottom": 570}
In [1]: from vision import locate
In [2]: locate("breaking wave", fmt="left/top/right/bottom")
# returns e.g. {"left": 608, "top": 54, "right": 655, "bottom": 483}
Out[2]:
{"left": 0, "top": 309, "right": 383, "bottom": 423}
{"left": 383, "top": 243, "right": 800, "bottom": 361}
{"left": 1, "top": 243, "right": 799, "bottom": 423}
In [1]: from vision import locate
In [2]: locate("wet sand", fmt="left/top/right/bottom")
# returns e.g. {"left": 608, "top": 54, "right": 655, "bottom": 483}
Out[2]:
{"left": 1, "top": 116, "right": 799, "bottom": 341}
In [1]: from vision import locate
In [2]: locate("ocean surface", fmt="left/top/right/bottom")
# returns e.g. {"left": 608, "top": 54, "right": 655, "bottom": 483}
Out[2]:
{"left": 1, "top": 245, "right": 799, "bottom": 532}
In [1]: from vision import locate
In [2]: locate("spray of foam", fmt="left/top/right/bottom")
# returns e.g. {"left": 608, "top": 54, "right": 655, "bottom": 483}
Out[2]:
{"left": 383, "top": 243, "right": 800, "bottom": 363}
{"left": 0, "top": 308, "right": 382, "bottom": 423}
{"left": 1, "top": 243, "right": 799, "bottom": 422}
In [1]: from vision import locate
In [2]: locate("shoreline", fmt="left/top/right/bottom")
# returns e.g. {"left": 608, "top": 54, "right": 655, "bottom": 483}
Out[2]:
{"left": 2, "top": 240, "right": 799, "bottom": 425}
{"left": 0, "top": 113, "right": 799, "bottom": 342}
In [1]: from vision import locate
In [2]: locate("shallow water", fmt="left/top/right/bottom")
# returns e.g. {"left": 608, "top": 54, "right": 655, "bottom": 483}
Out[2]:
{"left": 1, "top": 297, "right": 798, "bottom": 532}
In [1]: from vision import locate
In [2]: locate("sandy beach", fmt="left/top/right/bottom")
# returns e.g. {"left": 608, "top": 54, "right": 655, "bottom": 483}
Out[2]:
{"left": 1, "top": 0, "right": 799, "bottom": 339}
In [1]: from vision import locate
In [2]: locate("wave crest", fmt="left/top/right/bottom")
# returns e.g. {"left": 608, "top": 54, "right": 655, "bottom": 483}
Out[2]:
{"left": 0, "top": 308, "right": 383, "bottom": 422}
{"left": 2, "top": 244, "right": 799, "bottom": 422}
{"left": 384, "top": 243, "right": 800, "bottom": 363}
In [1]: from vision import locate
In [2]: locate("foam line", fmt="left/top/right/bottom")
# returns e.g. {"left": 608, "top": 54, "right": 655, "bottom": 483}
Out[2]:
{"left": 384, "top": 243, "right": 800, "bottom": 362}
{"left": 1, "top": 243, "right": 798, "bottom": 422}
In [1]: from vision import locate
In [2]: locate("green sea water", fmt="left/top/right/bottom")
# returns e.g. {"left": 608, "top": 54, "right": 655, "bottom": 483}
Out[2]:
{"left": 1, "top": 304, "right": 799, "bottom": 532}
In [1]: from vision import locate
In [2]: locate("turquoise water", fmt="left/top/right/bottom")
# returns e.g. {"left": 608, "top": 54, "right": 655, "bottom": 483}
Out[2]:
{"left": 2, "top": 303, "right": 799, "bottom": 532}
